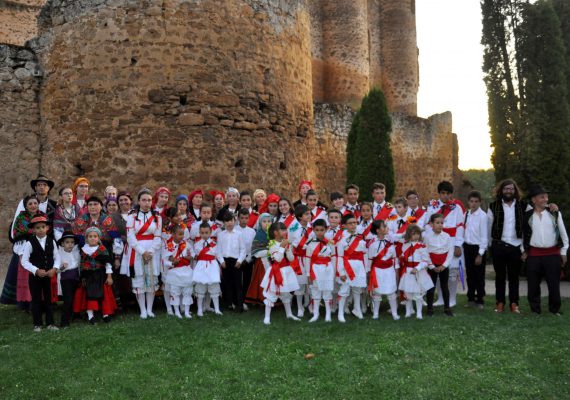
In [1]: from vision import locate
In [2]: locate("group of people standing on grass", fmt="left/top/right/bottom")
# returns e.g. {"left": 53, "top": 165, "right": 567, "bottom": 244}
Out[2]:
{"left": 1, "top": 175, "right": 567, "bottom": 331}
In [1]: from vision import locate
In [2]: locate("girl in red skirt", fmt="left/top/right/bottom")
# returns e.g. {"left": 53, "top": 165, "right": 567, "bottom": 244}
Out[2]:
{"left": 74, "top": 227, "right": 117, "bottom": 324}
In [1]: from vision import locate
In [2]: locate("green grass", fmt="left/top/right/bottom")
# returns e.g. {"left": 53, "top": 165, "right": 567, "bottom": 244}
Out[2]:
{"left": 1, "top": 297, "right": 570, "bottom": 400}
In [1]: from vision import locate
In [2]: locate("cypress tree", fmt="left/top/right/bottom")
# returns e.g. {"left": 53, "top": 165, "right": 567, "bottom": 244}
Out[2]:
{"left": 346, "top": 88, "right": 395, "bottom": 202}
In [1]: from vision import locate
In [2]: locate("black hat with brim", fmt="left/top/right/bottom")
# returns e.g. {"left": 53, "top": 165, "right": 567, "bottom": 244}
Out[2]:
{"left": 30, "top": 175, "right": 55, "bottom": 191}
{"left": 527, "top": 185, "right": 549, "bottom": 199}
{"left": 57, "top": 231, "right": 77, "bottom": 246}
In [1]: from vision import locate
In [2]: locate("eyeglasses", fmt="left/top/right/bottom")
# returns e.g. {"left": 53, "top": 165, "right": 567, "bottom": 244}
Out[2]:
{"left": 77, "top": 185, "right": 89, "bottom": 188}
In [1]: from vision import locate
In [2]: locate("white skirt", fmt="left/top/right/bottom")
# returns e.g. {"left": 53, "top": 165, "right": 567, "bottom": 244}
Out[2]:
{"left": 261, "top": 266, "right": 300, "bottom": 294}
{"left": 193, "top": 260, "right": 221, "bottom": 284}
{"left": 371, "top": 267, "right": 398, "bottom": 295}
{"left": 398, "top": 269, "right": 434, "bottom": 295}
{"left": 346, "top": 260, "right": 367, "bottom": 288}
{"left": 166, "top": 267, "right": 193, "bottom": 287}
{"left": 311, "top": 263, "right": 335, "bottom": 292}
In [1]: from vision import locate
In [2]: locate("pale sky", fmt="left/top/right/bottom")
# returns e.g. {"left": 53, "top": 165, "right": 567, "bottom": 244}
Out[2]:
{"left": 416, "top": 0, "right": 493, "bottom": 170}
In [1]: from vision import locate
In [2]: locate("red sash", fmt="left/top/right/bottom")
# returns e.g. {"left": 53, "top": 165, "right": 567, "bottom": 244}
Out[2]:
{"left": 413, "top": 208, "right": 426, "bottom": 220}
{"left": 310, "top": 241, "right": 331, "bottom": 280}
{"left": 361, "top": 220, "right": 373, "bottom": 238}
{"left": 342, "top": 235, "right": 363, "bottom": 280}
{"left": 247, "top": 211, "right": 259, "bottom": 228}
{"left": 170, "top": 241, "right": 191, "bottom": 268}
{"left": 311, "top": 208, "right": 324, "bottom": 223}
{"left": 396, "top": 219, "right": 409, "bottom": 234}
{"left": 268, "top": 257, "right": 288, "bottom": 291}
{"left": 369, "top": 244, "right": 394, "bottom": 291}
{"left": 429, "top": 252, "right": 447, "bottom": 266}
{"left": 401, "top": 243, "right": 424, "bottom": 273}
{"left": 374, "top": 204, "right": 393, "bottom": 221}
{"left": 283, "top": 214, "right": 295, "bottom": 228}
{"left": 196, "top": 242, "right": 216, "bottom": 262}
{"left": 291, "top": 227, "right": 312, "bottom": 273}
{"left": 442, "top": 227, "right": 457, "bottom": 237}
{"left": 129, "top": 215, "right": 156, "bottom": 267}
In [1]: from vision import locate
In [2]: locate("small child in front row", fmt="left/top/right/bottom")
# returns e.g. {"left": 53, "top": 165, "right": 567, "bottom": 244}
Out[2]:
{"left": 163, "top": 224, "right": 194, "bottom": 319}
{"left": 57, "top": 231, "right": 81, "bottom": 327}
{"left": 20, "top": 216, "right": 61, "bottom": 332}
{"left": 192, "top": 222, "right": 223, "bottom": 316}
{"left": 398, "top": 225, "right": 434, "bottom": 319}
{"left": 74, "top": 227, "right": 117, "bottom": 324}
{"left": 305, "top": 219, "right": 336, "bottom": 322}
{"left": 367, "top": 220, "right": 400, "bottom": 320}
{"left": 260, "top": 222, "right": 301, "bottom": 325}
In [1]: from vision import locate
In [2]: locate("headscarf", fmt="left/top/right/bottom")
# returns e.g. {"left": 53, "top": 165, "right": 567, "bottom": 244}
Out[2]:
{"left": 253, "top": 189, "right": 267, "bottom": 200}
{"left": 104, "top": 186, "right": 117, "bottom": 197}
{"left": 258, "top": 193, "right": 280, "bottom": 215}
{"left": 105, "top": 196, "right": 118, "bottom": 207}
{"left": 73, "top": 177, "right": 90, "bottom": 192}
{"left": 85, "top": 226, "right": 102, "bottom": 238}
{"left": 298, "top": 180, "right": 313, "bottom": 191}
{"left": 251, "top": 212, "right": 272, "bottom": 258}
{"left": 189, "top": 189, "right": 204, "bottom": 204}
{"left": 209, "top": 190, "right": 225, "bottom": 201}
{"left": 152, "top": 187, "right": 171, "bottom": 208}
{"left": 176, "top": 194, "right": 189, "bottom": 205}
{"left": 226, "top": 187, "right": 240, "bottom": 196}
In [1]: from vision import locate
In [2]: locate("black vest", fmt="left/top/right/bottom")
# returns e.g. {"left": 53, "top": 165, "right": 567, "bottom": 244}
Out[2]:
{"left": 29, "top": 236, "right": 55, "bottom": 270}
{"left": 522, "top": 209, "right": 563, "bottom": 250}
{"left": 489, "top": 200, "right": 525, "bottom": 241}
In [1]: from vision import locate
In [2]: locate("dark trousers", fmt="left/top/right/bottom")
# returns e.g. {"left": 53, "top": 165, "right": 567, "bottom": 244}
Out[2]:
{"left": 221, "top": 257, "right": 243, "bottom": 310}
{"left": 427, "top": 268, "right": 450, "bottom": 310}
{"left": 28, "top": 274, "right": 54, "bottom": 327}
{"left": 526, "top": 255, "right": 562, "bottom": 314}
{"left": 464, "top": 244, "right": 486, "bottom": 304}
{"left": 491, "top": 241, "right": 521, "bottom": 305}
{"left": 60, "top": 279, "right": 78, "bottom": 325}
{"left": 241, "top": 260, "right": 253, "bottom": 295}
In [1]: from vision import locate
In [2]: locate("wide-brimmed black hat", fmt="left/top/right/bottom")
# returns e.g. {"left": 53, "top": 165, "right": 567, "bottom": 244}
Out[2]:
{"left": 527, "top": 185, "right": 549, "bottom": 199}
{"left": 30, "top": 175, "right": 55, "bottom": 191}
{"left": 57, "top": 231, "right": 77, "bottom": 246}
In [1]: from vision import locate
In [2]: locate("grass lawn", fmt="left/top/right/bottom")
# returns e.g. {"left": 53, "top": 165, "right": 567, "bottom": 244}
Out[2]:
{"left": 1, "top": 297, "right": 569, "bottom": 400}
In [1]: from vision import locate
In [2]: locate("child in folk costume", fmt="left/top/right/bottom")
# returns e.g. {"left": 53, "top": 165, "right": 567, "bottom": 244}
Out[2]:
{"left": 188, "top": 189, "right": 204, "bottom": 222}
{"left": 162, "top": 224, "right": 194, "bottom": 319}
{"left": 152, "top": 187, "right": 171, "bottom": 221}
{"left": 260, "top": 222, "right": 301, "bottom": 325}
{"left": 424, "top": 181, "right": 466, "bottom": 308}
{"left": 356, "top": 202, "right": 375, "bottom": 243}
{"left": 74, "top": 227, "right": 117, "bottom": 324}
{"left": 20, "top": 216, "right": 61, "bottom": 331}
{"left": 398, "top": 225, "right": 434, "bottom": 319}
{"left": 57, "top": 231, "right": 81, "bottom": 327}
{"left": 306, "top": 190, "right": 327, "bottom": 224}
{"left": 371, "top": 182, "right": 396, "bottom": 221}
{"left": 367, "top": 220, "right": 400, "bottom": 320}
{"left": 423, "top": 213, "right": 455, "bottom": 317}
{"left": 387, "top": 198, "right": 418, "bottom": 257}
{"left": 120, "top": 189, "right": 162, "bottom": 319}
{"left": 174, "top": 194, "right": 196, "bottom": 226}
{"left": 189, "top": 203, "right": 220, "bottom": 242}
{"left": 236, "top": 208, "right": 256, "bottom": 309}
{"left": 245, "top": 213, "right": 273, "bottom": 305}
{"left": 336, "top": 213, "right": 368, "bottom": 322}
{"left": 325, "top": 208, "right": 344, "bottom": 312}
{"left": 277, "top": 198, "right": 296, "bottom": 228}
{"left": 240, "top": 191, "right": 258, "bottom": 227}
{"left": 342, "top": 184, "right": 361, "bottom": 220}
{"left": 305, "top": 219, "right": 336, "bottom": 322}
{"left": 330, "top": 192, "right": 345, "bottom": 213}
{"left": 289, "top": 204, "right": 314, "bottom": 317}
{"left": 192, "top": 222, "right": 223, "bottom": 316}
{"left": 463, "top": 191, "right": 488, "bottom": 309}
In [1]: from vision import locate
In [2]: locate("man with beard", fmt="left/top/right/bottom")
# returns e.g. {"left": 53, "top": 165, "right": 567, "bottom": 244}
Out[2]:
{"left": 487, "top": 179, "right": 558, "bottom": 314}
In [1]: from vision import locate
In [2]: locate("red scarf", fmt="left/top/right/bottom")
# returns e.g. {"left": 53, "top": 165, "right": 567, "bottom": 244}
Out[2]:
{"left": 369, "top": 243, "right": 394, "bottom": 291}
{"left": 342, "top": 235, "right": 363, "bottom": 280}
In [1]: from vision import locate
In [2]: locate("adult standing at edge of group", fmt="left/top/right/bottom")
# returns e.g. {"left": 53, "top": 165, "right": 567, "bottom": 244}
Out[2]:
{"left": 1, "top": 176, "right": 57, "bottom": 305}
{"left": 487, "top": 179, "right": 558, "bottom": 314}
{"left": 522, "top": 185, "right": 568, "bottom": 315}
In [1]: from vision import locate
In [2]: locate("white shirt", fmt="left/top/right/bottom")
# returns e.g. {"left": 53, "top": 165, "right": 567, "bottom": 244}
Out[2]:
{"left": 21, "top": 236, "right": 62, "bottom": 275}
{"left": 372, "top": 201, "right": 386, "bottom": 218}
{"left": 59, "top": 246, "right": 80, "bottom": 271}
{"left": 529, "top": 210, "right": 569, "bottom": 255}
{"left": 422, "top": 230, "right": 454, "bottom": 269}
{"left": 216, "top": 229, "right": 246, "bottom": 264}
{"left": 425, "top": 199, "right": 465, "bottom": 247}
{"left": 236, "top": 225, "right": 256, "bottom": 262}
{"left": 464, "top": 208, "right": 489, "bottom": 255}
{"left": 487, "top": 200, "right": 522, "bottom": 248}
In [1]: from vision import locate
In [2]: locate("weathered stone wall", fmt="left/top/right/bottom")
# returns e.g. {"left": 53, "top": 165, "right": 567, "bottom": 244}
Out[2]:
{"left": 31, "top": 0, "right": 314, "bottom": 200}
{"left": 313, "top": 105, "right": 457, "bottom": 203}
{"left": 0, "top": 44, "right": 42, "bottom": 246}
{"left": 0, "top": 0, "right": 44, "bottom": 45}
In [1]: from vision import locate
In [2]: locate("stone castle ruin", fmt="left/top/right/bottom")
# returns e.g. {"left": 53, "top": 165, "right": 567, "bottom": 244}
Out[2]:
{"left": 0, "top": 0, "right": 460, "bottom": 247}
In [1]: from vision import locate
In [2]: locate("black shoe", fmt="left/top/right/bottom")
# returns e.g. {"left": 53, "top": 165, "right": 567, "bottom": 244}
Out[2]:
{"left": 444, "top": 309, "right": 454, "bottom": 317}
{"left": 60, "top": 321, "right": 70, "bottom": 328}
{"left": 236, "top": 306, "right": 244, "bottom": 313}
{"left": 103, "top": 316, "right": 111, "bottom": 323}
{"left": 427, "top": 309, "right": 434, "bottom": 317}
{"left": 88, "top": 317, "right": 96, "bottom": 325}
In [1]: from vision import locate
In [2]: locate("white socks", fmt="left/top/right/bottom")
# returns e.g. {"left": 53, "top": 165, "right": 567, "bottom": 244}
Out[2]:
{"left": 352, "top": 292, "right": 363, "bottom": 319}
{"left": 174, "top": 304, "right": 182, "bottom": 318}
{"left": 197, "top": 295, "right": 204, "bottom": 317}
{"left": 184, "top": 305, "right": 191, "bottom": 319}
{"left": 284, "top": 302, "right": 300, "bottom": 321}
{"left": 212, "top": 296, "right": 222, "bottom": 315}
{"left": 449, "top": 279, "right": 458, "bottom": 307}
{"left": 136, "top": 293, "right": 147, "bottom": 319}
{"left": 164, "top": 291, "right": 173, "bottom": 315}
{"left": 415, "top": 299, "right": 423, "bottom": 319}
{"left": 296, "top": 294, "right": 305, "bottom": 317}
{"left": 372, "top": 299, "right": 380, "bottom": 319}
{"left": 309, "top": 300, "right": 320, "bottom": 323}
{"left": 87, "top": 310, "right": 94, "bottom": 320}
{"left": 388, "top": 294, "right": 400, "bottom": 320}
{"left": 146, "top": 292, "right": 155, "bottom": 317}
{"left": 264, "top": 305, "right": 271, "bottom": 325}
{"left": 405, "top": 299, "right": 413, "bottom": 318}
{"left": 338, "top": 296, "right": 347, "bottom": 323}
{"left": 324, "top": 300, "right": 332, "bottom": 322}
